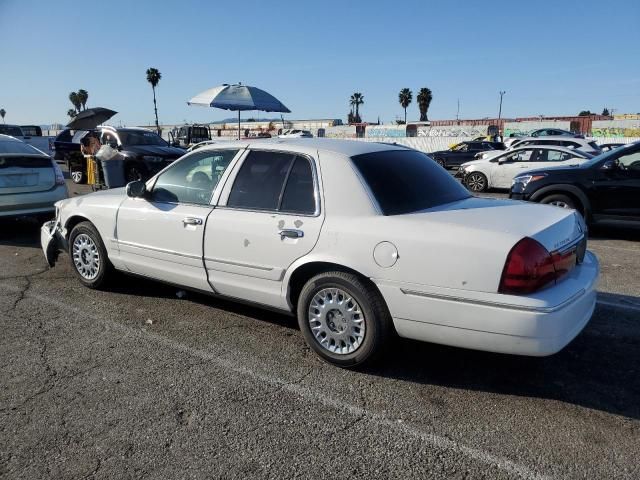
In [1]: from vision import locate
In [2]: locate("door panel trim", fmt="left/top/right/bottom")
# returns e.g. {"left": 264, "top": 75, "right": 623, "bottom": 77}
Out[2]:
{"left": 203, "top": 256, "right": 274, "bottom": 271}
{"left": 118, "top": 239, "right": 202, "bottom": 260}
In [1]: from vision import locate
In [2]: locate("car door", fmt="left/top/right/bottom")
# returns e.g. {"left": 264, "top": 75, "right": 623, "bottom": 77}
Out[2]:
{"left": 591, "top": 146, "right": 640, "bottom": 220}
{"left": 493, "top": 149, "right": 535, "bottom": 188}
{"left": 205, "top": 149, "right": 324, "bottom": 309}
{"left": 116, "top": 149, "right": 240, "bottom": 290}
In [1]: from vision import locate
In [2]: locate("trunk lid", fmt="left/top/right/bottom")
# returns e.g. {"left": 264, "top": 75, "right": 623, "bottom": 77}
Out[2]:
{"left": 380, "top": 197, "right": 584, "bottom": 293}
{"left": 0, "top": 155, "right": 55, "bottom": 194}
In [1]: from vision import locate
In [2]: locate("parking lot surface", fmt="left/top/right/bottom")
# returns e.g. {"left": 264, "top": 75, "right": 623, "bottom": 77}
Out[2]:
{"left": 1, "top": 176, "right": 639, "bottom": 479}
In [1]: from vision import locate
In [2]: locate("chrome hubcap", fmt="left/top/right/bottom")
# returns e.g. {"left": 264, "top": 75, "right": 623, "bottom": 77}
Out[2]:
{"left": 549, "top": 201, "right": 571, "bottom": 209}
{"left": 308, "top": 288, "right": 365, "bottom": 355}
{"left": 72, "top": 234, "right": 100, "bottom": 280}
{"left": 71, "top": 171, "right": 82, "bottom": 182}
{"left": 467, "top": 174, "right": 486, "bottom": 191}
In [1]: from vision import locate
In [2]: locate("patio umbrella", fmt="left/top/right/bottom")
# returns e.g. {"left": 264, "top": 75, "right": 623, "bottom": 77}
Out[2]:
{"left": 187, "top": 84, "right": 290, "bottom": 139}
{"left": 66, "top": 107, "right": 117, "bottom": 130}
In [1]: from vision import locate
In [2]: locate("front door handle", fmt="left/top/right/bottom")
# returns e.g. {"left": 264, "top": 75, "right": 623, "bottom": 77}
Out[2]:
{"left": 183, "top": 217, "right": 203, "bottom": 226}
{"left": 278, "top": 229, "right": 304, "bottom": 239}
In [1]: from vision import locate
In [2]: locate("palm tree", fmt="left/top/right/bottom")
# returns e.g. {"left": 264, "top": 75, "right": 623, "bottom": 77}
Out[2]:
{"left": 77, "top": 89, "right": 89, "bottom": 110}
{"left": 349, "top": 93, "right": 364, "bottom": 123}
{"left": 398, "top": 88, "right": 413, "bottom": 124}
{"left": 69, "top": 92, "right": 81, "bottom": 113}
{"left": 417, "top": 88, "right": 433, "bottom": 122}
{"left": 67, "top": 109, "right": 77, "bottom": 119}
{"left": 0, "top": 108, "right": 5, "bottom": 123}
{"left": 146, "top": 68, "right": 162, "bottom": 134}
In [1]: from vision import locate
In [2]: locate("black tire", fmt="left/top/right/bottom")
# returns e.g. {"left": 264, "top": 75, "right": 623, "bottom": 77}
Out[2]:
{"left": 540, "top": 194, "right": 577, "bottom": 211}
{"left": 125, "top": 163, "right": 146, "bottom": 183}
{"left": 68, "top": 221, "right": 113, "bottom": 289}
{"left": 297, "top": 271, "right": 393, "bottom": 368}
{"left": 464, "top": 171, "right": 488, "bottom": 192}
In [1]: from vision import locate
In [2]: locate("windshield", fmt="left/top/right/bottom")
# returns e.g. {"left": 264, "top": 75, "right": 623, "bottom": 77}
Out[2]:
{"left": 351, "top": 149, "right": 471, "bottom": 215}
{"left": 0, "top": 139, "right": 43, "bottom": 155}
{"left": 117, "top": 130, "right": 168, "bottom": 147}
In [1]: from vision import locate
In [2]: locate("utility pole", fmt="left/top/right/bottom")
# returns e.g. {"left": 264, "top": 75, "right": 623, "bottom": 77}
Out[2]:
{"left": 456, "top": 98, "right": 460, "bottom": 121}
{"left": 498, "top": 91, "right": 506, "bottom": 120}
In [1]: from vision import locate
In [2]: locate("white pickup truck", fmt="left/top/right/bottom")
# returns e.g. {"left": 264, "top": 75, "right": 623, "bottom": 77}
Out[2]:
{"left": 0, "top": 124, "right": 54, "bottom": 156}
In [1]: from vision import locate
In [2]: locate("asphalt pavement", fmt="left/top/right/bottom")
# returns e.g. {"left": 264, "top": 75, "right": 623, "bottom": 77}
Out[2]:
{"left": 1, "top": 174, "right": 639, "bottom": 479}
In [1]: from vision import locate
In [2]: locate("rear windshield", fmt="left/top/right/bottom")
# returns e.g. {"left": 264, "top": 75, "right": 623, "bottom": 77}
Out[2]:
{"left": 351, "top": 150, "right": 471, "bottom": 215}
{"left": 0, "top": 125, "right": 24, "bottom": 136}
{"left": 0, "top": 140, "right": 43, "bottom": 155}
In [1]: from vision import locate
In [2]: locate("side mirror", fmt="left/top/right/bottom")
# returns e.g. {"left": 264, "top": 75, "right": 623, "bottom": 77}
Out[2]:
{"left": 601, "top": 159, "right": 617, "bottom": 170}
{"left": 498, "top": 157, "right": 509, "bottom": 164}
{"left": 126, "top": 180, "right": 146, "bottom": 198}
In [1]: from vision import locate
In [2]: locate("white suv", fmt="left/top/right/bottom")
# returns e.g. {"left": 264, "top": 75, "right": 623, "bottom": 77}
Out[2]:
{"left": 477, "top": 137, "right": 601, "bottom": 161}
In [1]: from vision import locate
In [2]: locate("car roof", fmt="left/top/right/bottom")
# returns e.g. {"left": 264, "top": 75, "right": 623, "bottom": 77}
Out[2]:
{"left": 191, "top": 138, "right": 412, "bottom": 157}
{"left": 511, "top": 145, "right": 589, "bottom": 154}
{"left": 514, "top": 136, "right": 591, "bottom": 143}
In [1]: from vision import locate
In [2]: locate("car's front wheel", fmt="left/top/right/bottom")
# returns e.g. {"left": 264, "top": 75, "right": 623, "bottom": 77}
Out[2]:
{"left": 297, "top": 271, "right": 392, "bottom": 368}
{"left": 540, "top": 194, "right": 576, "bottom": 210}
{"left": 465, "top": 172, "right": 488, "bottom": 192}
{"left": 68, "top": 221, "right": 113, "bottom": 289}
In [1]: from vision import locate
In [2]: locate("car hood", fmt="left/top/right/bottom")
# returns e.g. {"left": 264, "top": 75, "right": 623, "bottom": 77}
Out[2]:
{"left": 123, "top": 145, "right": 186, "bottom": 157}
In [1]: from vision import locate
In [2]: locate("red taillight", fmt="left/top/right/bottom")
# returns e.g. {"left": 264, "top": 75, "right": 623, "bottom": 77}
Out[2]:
{"left": 499, "top": 237, "right": 577, "bottom": 294}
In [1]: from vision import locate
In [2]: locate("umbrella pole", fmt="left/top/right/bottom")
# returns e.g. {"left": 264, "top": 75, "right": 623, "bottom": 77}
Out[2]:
{"left": 238, "top": 110, "right": 241, "bottom": 140}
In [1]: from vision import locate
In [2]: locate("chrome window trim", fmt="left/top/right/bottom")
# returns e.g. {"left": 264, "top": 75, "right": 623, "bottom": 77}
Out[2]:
{"left": 219, "top": 148, "right": 322, "bottom": 217}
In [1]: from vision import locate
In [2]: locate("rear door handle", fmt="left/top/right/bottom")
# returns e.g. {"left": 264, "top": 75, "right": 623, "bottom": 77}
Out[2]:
{"left": 183, "top": 217, "right": 203, "bottom": 226}
{"left": 278, "top": 229, "right": 304, "bottom": 239}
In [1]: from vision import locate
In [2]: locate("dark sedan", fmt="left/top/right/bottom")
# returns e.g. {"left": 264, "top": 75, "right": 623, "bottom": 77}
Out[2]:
{"left": 430, "top": 141, "right": 505, "bottom": 169}
{"left": 510, "top": 141, "right": 640, "bottom": 225}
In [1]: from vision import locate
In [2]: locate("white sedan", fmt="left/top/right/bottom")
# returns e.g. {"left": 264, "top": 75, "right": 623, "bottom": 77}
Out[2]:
{"left": 41, "top": 139, "right": 598, "bottom": 367}
{"left": 458, "top": 146, "right": 594, "bottom": 192}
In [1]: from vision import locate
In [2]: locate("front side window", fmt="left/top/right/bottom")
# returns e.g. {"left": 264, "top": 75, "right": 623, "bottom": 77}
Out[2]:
{"left": 452, "top": 143, "right": 468, "bottom": 152}
{"left": 351, "top": 150, "right": 470, "bottom": 216}
{"left": 227, "top": 151, "right": 317, "bottom": 214}
{"left": 151, "top": 149, "right": 238, "bottom": 205}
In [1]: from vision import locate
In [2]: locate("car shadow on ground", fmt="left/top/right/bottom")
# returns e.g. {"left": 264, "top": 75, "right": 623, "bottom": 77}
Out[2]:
{"left": 1, "top": 218, "right": 639, "bottom": 420}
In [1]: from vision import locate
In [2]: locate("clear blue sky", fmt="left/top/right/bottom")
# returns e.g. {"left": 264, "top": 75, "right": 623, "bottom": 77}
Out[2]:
{"left": 1, "top": 0, "right": 639, "bottom": 126}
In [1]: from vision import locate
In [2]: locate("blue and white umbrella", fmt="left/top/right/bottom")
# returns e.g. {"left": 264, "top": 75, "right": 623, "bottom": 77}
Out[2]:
{"left": 188, "top": 83, "right": 290, "bottom": 139}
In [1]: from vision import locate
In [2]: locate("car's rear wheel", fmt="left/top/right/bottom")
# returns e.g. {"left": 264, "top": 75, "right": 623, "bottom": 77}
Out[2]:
{"left": 465, "top": 172, "right": 488, "bottom": 192}
{"left": 68, "top": 221, "right": 113, "bottom": 289}
{"left": 297, "top": 271, "right": 392, "bottom": 368}
{"left": 540, "top": 194, "right": 576, "bottom": 210}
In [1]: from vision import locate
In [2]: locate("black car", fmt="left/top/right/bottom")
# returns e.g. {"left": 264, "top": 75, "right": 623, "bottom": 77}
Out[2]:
{"left": 510, "top": 141, "right": 640, "bottom": 225}
{"left": 430, "top": 141, "right": 505, "bottom": 169}
{"left": 55, "top": 127, "right": 185, "bottom": 184}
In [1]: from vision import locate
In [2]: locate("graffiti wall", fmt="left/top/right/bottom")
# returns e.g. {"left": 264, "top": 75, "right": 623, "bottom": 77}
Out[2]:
{"left": 364, "top": 125, "right": 407, "bottom": 138}
{"left": 416, "top": 126, "right": 488, "bottom": 137}
{"left": 503, "top": 121, "right": 570, "bottom": 137}
{"left": 591, "top": 120, "right": 640, "bottom": 138}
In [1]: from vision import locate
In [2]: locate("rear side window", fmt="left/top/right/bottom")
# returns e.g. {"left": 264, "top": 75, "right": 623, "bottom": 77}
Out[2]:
{"left": 227, "top": 151, "right": 317, "bottom": 214}
{"left": 351, "top": 150, "right": 470, "bottom": 216}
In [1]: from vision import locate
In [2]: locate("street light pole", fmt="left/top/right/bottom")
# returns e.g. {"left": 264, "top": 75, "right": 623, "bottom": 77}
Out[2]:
{"left": 498, "top": 91, "right": 506, "bottom": 120}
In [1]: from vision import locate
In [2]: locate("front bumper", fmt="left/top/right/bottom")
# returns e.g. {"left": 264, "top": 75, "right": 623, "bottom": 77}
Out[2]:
{"left": 454, "top": 167, "right": 466, "bottom": 179}
{"left": 374, "top": 251, "right": 599, "bottom": 356}
{"left": 41, "top": 220, "right": 67, "bottom": 267}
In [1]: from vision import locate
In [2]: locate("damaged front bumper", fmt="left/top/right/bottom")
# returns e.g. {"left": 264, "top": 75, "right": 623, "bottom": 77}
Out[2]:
{"left": 40, "top": 219, "right": 67, "bottom": 267}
